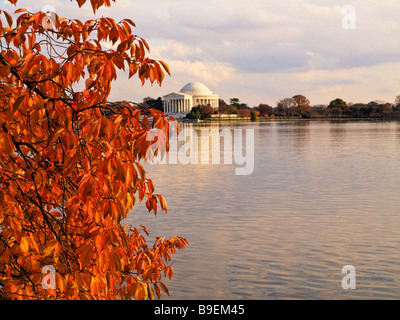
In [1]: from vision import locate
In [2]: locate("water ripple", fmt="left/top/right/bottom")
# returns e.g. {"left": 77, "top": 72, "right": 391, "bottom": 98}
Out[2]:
{"left": 128, "top": 120, "right": 400, "bottom": 300}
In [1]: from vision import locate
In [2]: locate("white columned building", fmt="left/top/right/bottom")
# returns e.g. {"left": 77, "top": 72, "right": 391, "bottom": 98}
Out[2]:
{"left": 163, "top": 82, "right": 219, "bottom": 118}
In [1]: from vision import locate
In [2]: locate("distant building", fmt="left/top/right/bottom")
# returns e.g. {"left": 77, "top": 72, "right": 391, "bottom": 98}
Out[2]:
{"left": 163, "top": 82, "right": 219, "bottom": 118}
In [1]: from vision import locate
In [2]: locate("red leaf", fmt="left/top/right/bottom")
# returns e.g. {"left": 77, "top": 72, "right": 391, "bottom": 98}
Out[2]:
{"left": 20, "top": 237, "right": 30, "bottom": 253}
{"left": 77, "top": 243, "right": 94, "bottom": 269}
{"left": 159, "top": 282, "right": 170, "bottom": 296}
{"left": 95, "top": 235, "right": 105, "bottom": 254}
{"left": 79, "top": 176, "right": 92, "bottom": 202}
{"left": 85, "top": 78, "right": 95, "bottom": 90}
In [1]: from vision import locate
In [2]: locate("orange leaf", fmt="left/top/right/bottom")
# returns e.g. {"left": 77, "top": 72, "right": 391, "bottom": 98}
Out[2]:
{"left": 154, "top": 283, "right": 161, "bottom": 299}
{"left": 33, "top": 12, "right": 45, "bottom": 25}
{"left": 3, "top": 11, "right": 13, "bottom": 27}
{"left": 79, "top": 176, "right": 92, "bottom": 202}
{"left": 85, "top": 78, "right": 95, "bottom": 90}
{"left": 20, "top": 237, "right": 29, "bottom": 253}
{"left": 76, "top": 0, "right": 86, "bottom": 8}
{"left": 136, "top": 162, "right": 146, "bottom": 180}
{"left": 10, "top": 284, "right": 18, "bottom": 293}
{"left": 14, "top": 8, "right": 28, "bottom": 14}
{"left": 147, "top": 179, "right": 154, "bottom": 194}
{"left": 148, "top": 284, "right": 155, "bottom": 300}
{"left": 117, "top": 39, "right": 128, "bottom": 54}
{"left": 0, "top": 132, "right": 13, "bottom": 155}
{"left": 0, "top": 65, "right": 10, "bottom": 77}
{"left": 157, "top": 194, "right": 167, "bottom": 212}
{"left": 159, "top": 60, "right": 171, "bottom": 76}
{"left": 167, "top": 266, "right": 174, "bottom": 280}
{"left": 95, "top": 235, "right": 105, "bottom": 254}
{"left": 123, "top": 18, "right": 136, "bottom": 27}
{"left": 131, "top": 109, "right": 140, "bottom": 121}
{"left": 42, "top": 239, "right": 58, "bottom": 257}
{"left": 77, "top": 243, "right": 94, "bottom": 269}
{"left": 159, "top": 281, "right": 170, "bottom": 296}
{"left": 135, "top": 282, "right": 148, "bottom": 300}
{"left": 12, "top": 95, "right": 25, "bottom": 114}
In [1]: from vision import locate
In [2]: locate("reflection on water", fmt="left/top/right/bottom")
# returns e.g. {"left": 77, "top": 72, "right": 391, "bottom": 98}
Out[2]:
{"left": 128, "top": 120, "right": 400, "bottom": 300}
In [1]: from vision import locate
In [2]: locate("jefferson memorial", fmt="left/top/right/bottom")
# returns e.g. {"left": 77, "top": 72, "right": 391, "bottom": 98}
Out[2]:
{"left": 163, "top": 82, "right": 219, "bottom": 118}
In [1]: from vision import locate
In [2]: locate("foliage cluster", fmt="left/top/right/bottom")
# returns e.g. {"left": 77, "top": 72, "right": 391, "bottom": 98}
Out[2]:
{"left": 0, "top": 0, "right": 188, "bottom": 300}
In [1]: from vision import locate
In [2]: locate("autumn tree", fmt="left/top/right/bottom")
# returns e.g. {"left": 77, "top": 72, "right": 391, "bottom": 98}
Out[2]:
{"left": 217, "top": 99, "right": 227, "bottom": 113}
{"left": 255, "top": 104, "right": 273, "bottom": 117}
{"left": 275, "top": 97, "right": 296, "bottom": 117}
{"left": 237, "top": 109, "right": 251, "bottom": 118}
{"left": 220, "top": 104, "right": 238, "bottom": 115}
{"left": 377, "top": 103, "right": 393, "bottom": 116}
{"left": 0, "top": 0, "right": 188, "bottom": 300}
{"left": 292, "top": 95, "right": 311, "bottom": 118}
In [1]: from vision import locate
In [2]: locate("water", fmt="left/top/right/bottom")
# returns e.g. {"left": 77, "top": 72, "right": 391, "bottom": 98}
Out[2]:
{"left": 127, "top": 120, "right": 400, "bottom": 300}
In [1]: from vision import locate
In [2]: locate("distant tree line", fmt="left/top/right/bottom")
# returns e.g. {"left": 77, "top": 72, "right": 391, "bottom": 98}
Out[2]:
{"left": 130, "top": 95, "right": 400, "bottom": 120}
{"left": 261, "top": 95, "right": 400, "bottom": 119}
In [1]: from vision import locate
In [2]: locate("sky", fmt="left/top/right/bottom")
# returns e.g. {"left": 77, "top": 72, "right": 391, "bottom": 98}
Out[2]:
{"left": 2, "top": 0, "right": 400, "bottom": 107}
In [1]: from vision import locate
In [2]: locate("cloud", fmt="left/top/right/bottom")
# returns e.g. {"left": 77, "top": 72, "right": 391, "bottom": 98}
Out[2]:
{"left": 222, "top": 62, "right": 400, "bottom": 106}
{"left": 159, "top": 0, "right": 400, "bottom": 74}
{"left": 3, "top": 0, "right": 400, "bottom": 106}
{"left": 168, "top": 60, "right": 236, "bottom": 87}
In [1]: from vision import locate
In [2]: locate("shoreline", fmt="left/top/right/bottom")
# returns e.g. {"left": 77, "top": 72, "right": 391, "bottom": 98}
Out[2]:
{"left": 178, "top": 117, "right": 400, "bottom": 123}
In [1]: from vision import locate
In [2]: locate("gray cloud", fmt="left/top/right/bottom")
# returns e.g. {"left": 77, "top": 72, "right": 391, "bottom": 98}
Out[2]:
{"left": 159, "top": 0, "right": 400, "bottom": 74}
{"left": 4, "top": 0, "right": 400, "bottom": 105}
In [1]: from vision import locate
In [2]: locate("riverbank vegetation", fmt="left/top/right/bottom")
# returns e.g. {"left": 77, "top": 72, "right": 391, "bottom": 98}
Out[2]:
{"left": 215, "top": 95, "right": 400, "bottom": 120}
{"left": 134, "top": 95, "right": 400, "bottom": 121}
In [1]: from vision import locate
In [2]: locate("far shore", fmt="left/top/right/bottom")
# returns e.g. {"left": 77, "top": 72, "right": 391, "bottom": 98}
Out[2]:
{"left": 178, "top": 117, "right": 400, "bottom": 123}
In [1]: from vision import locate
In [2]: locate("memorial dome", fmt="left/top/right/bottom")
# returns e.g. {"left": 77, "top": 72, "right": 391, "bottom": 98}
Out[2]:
{"left": 179, "top": 82, "right": 212, "bottom": 96}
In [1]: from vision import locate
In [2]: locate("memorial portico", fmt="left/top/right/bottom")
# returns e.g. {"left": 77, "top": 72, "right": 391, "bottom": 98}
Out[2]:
{"left": 163, "top": 82, "right": 219, "bottom": 118}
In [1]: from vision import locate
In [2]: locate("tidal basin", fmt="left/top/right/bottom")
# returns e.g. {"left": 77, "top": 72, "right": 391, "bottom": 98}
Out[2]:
{"left": 128, "top": 120, "right": 400, "bottom": 299}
